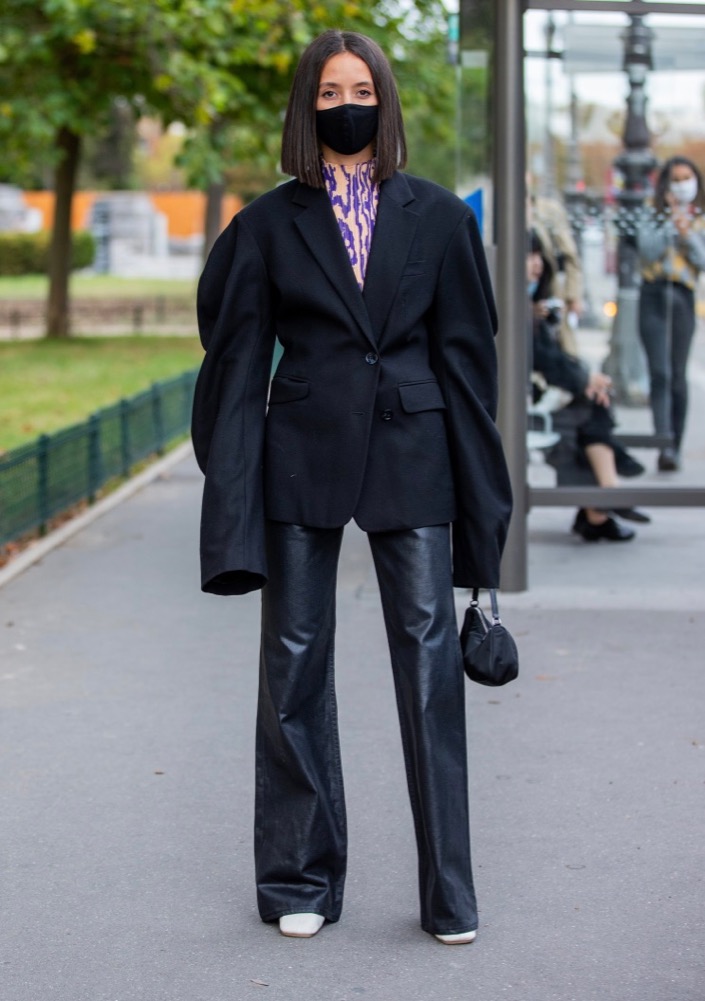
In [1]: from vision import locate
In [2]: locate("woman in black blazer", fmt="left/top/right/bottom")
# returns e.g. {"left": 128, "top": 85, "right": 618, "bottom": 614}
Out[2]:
{"left": 192, "top": 29, "right": 512, "bottom": 944}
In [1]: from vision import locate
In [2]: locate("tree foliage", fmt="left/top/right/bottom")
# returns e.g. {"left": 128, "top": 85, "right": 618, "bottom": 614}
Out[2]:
{"left": 0, "top": 1, "right": 172, "bottom": 177}
{"left": 0, "top": 0, "right": 188, "bottom": 334}
{"left": 0, "top": 0, "right": 456, "bottom": 333}
{"left": 175, "top": 0, "right": 455, "bottom": 189}
{"left": 172, "top": 0, "right": 456, "bottom": 246}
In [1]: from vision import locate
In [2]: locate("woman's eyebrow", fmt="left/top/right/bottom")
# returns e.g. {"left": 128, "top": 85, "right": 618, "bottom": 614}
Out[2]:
{"left": 318, "top": 79, "right": 374, "bottom": 88}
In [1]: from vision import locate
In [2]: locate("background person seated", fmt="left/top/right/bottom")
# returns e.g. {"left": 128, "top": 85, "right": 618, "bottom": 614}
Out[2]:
{"left": 527, "top": 231, "right": 649, "bottom": 542}
{"left": 527, "top": 173, "right": 584, "bottom": 356}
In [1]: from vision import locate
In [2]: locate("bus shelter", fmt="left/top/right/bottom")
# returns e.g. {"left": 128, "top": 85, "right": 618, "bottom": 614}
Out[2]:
{"left": 459, "top": 1, "right": 705, "bottom": 589}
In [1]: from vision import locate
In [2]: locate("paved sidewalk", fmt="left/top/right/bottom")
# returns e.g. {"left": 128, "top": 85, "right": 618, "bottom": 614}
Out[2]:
{"left": 2, "top": 350, "right": 704, "bottom": 1000}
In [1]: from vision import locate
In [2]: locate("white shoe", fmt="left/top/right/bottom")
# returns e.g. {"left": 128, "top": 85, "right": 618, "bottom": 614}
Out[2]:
{"left": 279, "top": 913, "right": 325, "bottom": 938}
{"left": 434, "top": 929, "right": 477, "bottom": 945}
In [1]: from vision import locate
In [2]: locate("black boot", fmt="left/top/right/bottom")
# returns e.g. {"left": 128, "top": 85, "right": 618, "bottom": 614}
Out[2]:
{"left": 657, "top": 447, "right": 680, "bottom": 472}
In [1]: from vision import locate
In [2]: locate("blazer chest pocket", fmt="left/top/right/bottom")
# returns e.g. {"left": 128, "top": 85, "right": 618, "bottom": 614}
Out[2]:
{"left": 268, "top": 375, "right": 310, "bottom": 405}
{"left": 398, "top": 380, "right": 446, "bottom": 413}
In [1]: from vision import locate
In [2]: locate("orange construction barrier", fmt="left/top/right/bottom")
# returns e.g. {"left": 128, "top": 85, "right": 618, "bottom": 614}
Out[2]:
{"left": 21, "top": 190, "right": 242, "bottom": 237}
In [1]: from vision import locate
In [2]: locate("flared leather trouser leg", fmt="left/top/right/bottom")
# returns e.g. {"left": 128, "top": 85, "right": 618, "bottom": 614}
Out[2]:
{"left": 255, "top": 522, "right": 346, "bottom": 923}
{"left": 255, "top": 522, "right": 476, "bottom": 934}
{"left": 368, "top": 526, "right": 477, "bottom": 935}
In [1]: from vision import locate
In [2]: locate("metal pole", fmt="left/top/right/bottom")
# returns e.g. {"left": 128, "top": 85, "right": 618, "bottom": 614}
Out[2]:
{"left": 541, "top": 13, "right": 556, "bottom": 197}
{"left": 603, "top": 10, "right": 656, "bottom": 403}
{"left": 495, "top": 0, "right": 529, "bottom": 592}
{"left": 447, "top": 11, "right": 463, "bottom": 192}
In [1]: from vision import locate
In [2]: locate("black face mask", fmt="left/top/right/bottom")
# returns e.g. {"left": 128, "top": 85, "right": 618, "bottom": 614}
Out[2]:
{"left": 316, "top": 104, "right": 379, "bottom": 157}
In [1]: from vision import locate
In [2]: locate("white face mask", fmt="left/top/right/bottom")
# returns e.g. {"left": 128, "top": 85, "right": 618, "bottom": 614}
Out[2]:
{"left": 670, "top": 177, "right": 698, "bottom": 205}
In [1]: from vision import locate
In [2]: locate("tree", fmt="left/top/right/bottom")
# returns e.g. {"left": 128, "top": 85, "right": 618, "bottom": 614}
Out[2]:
{"left": 0, "top": 0, "right": 453, "bottom": 333}
{"left": 0, "top": 0, "right": 200, "bottom": 336}
{"left": 173, "top": 0, "right": 454, "bottom": 256}
{"left": 81, "top": 98, "right": 137, "bottom": 190}
{"left": 392, "top": 15, "right": 458, "bottom": 191}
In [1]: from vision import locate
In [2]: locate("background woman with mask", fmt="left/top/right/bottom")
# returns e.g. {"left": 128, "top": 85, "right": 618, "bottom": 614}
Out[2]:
{"left": 192, "top": 30, "right": 512, "bottom": 944}
{"left": 638, "top": 155, "right": 705, "bottom": 471}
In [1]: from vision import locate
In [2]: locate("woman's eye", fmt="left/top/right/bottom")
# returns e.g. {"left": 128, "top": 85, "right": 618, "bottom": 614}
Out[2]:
{"left": 320, "top": 89, "right": 337, "bottom": 99}
{"left": 357, "top": 89, "right": 373, "bottom": 99}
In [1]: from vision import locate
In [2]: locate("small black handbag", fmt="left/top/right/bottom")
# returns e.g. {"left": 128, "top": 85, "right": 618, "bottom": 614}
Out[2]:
{"left": 460, "top": 588, "right": 519, "bottom": 686}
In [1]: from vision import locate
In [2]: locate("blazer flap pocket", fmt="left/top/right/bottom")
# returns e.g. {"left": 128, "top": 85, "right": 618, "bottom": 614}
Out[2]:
{"left": 269, "top": 376, "right": 310, "bottom": 404}
{"left": 398, "top": 380, "right": 446, "bottom": 414}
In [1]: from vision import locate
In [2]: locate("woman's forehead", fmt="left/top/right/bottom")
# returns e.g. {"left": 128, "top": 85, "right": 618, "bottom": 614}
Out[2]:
{"left": 319, "top": 51, "right": 372, "bottom": 84}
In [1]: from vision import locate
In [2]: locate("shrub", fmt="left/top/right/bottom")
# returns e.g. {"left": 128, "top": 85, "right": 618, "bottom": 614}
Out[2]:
{"left": 0, "top": 233, "right": 41, "bottom": 276}
{"left": 71, "top": 231, "right": 96, "bottom": 270}
{"left": 0, "top": 231, "right": 96, "bottom": 276}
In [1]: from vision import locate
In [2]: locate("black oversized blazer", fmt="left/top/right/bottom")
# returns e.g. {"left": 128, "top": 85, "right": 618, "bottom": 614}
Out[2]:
{"left": 192, "top": 170, "right": 512, "bottom": 595}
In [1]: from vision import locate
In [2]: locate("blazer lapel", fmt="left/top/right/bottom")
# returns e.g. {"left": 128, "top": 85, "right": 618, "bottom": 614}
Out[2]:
{"left": 362, "top": 172, "right": 420, "bottom": 341}
{"left": 292, "top": 182, "right": 376, "bottom": 347}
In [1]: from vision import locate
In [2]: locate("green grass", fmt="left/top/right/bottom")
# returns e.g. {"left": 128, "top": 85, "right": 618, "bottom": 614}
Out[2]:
{"left": 0, "top": 274, "right": 197, "bottom": 300}
{"left": 0, "top": 336, "right": 204, "bottom": 452}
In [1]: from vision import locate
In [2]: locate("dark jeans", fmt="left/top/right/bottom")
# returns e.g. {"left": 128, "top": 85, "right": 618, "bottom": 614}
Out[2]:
{"left": 639, "top": 280, "right": 696, "bottom": 449}
{"left": 255, "top": 521, "right": 477, "bottom": 935}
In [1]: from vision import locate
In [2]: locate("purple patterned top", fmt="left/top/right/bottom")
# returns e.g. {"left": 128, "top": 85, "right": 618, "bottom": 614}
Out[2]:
{"left": 321, "top": 159, "right": 379, "bottom": 289}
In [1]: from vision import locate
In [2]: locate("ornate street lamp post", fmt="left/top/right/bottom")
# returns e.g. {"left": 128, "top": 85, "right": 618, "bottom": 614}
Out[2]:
{"left": 604, "top": 12, "right": 658, "bottom": 403}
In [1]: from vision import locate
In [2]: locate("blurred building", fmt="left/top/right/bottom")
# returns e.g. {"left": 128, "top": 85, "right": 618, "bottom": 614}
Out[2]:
{"left": 0, "top": 185, "right": 42, "bottom": 233}
{"left": 19, "top": 189, "right": 242, "bottom": 277}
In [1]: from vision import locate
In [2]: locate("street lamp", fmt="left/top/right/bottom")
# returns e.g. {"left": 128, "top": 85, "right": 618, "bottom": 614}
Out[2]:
{"left": 604, "top": 12, "right": 658, "bottom": 403}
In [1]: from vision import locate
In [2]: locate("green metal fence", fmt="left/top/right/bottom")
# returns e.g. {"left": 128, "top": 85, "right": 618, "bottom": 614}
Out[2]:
{"left": 0, "top": 368, "right": 198, "bottom": 547}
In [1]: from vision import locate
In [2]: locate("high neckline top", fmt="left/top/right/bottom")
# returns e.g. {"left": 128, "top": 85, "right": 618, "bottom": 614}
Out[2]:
{"left": 321, "top": 159, "right": 379, "bottom": 289}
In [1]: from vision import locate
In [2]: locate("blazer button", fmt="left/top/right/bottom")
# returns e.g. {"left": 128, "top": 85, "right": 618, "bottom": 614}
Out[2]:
{"left": 380, "top": 409, "right": 393, "bottom": 421}
{"left": 365, "top": 352, "right": 379, "bottom": 365}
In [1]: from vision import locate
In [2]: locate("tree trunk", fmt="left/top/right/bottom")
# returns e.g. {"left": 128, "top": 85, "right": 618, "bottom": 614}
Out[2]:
{"left": 46, "top": 127, "right": 81, "bottom": 339}
{"left": 202, "top": 179, "right": 226, "bottom": 265}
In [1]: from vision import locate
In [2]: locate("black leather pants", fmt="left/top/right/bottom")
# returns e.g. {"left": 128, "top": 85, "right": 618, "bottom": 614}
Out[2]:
{"left": 255, "top": 521, "right": 477, "bottom": 935}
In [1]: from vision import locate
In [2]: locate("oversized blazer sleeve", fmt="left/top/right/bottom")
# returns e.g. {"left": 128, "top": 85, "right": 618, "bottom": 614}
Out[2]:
{"left": 428, "top": 209, "right": 513, "bottom": 588}
{"left": 192, "top": 213, "right": 276, "bottom": 595}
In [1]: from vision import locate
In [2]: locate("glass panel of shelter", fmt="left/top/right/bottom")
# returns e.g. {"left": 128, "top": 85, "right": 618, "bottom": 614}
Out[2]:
{"left": 524, "top": 6, "right": 705, "bottom": 487}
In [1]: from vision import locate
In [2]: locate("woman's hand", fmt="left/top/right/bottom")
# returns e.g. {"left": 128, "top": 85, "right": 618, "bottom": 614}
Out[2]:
{"left": 584, "top": 372, "right": 612, "bottom": 408}
{"left": 532, "top": 299, "right": 549, "bottom": 319}
{"left": 666, "top": 192, "right": 691, "bottom": 237}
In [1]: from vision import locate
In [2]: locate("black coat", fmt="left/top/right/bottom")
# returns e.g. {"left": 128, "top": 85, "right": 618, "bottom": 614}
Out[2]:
{"left": 192, "top": 170, "right": 512, "bottom": 595}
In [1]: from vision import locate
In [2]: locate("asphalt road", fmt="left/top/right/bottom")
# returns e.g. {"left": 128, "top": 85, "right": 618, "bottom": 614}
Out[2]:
{"left": 1, "top": 337, "right": 704, "bottom": 1000}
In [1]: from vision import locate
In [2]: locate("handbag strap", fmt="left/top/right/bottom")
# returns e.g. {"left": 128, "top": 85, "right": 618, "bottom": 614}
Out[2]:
{"left": 471, "top": 588, "right": 502, "bottom": 625}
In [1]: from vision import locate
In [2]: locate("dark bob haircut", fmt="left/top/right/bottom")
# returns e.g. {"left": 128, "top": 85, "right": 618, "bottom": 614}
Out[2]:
{"left": 653, "top": 155, "right": 705, "bottom": 214}
{"left": 281, "top": 29, "right": 407, "bottom": 188}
